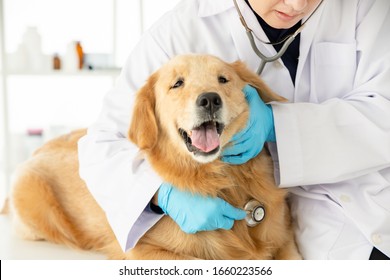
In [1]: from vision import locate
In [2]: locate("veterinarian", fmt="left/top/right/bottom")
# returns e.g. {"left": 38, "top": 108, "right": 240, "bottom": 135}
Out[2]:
{"left": 78, "top": 0, "right": 390, "bottom": 260}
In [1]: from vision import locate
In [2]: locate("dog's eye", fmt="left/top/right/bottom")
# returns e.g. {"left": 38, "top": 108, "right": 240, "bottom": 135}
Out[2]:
{"left": 171, "top": 79, "right": 184, "bottom": 89}
{"left": 218, "top": 76, "right": 229, "bottom": 84}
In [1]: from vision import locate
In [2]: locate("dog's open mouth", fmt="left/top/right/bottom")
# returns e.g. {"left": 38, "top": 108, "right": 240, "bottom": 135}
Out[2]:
{"left": 179, "top": 121, "right": 225, "bottom": 155}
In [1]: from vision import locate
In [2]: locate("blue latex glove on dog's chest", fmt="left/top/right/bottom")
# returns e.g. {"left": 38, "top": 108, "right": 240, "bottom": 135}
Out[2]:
{"left": 158, "top": 182, "right": 246, "bottom": 234}
{"left": 222, "top": 84, "right": 276, "bottom": 165}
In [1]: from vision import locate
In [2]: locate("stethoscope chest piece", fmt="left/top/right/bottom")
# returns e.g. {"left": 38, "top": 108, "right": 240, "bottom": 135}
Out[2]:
{"left": 244, "top": 199, "right": 265, "bottom": 227}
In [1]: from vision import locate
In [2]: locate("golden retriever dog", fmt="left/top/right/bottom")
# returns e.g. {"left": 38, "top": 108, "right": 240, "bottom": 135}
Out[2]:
{"left": 10, "top": 54, "right": 301, "bottom": 259}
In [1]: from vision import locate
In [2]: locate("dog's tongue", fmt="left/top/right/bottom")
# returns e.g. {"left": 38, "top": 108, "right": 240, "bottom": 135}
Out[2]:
{"left": 191, "top": 123, "right": 220, "bottom": 153}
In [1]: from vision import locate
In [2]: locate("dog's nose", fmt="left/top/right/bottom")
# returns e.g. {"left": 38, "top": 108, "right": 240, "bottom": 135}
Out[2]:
{"left": 196, "top": 92, "right": 222, "bottom": 114}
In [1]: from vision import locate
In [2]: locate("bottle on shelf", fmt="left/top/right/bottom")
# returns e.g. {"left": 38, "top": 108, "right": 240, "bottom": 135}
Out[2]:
{"left": 25, "top": 128, "right": 44, "bottom": 156}
{"left": 53, "top": 53, "right": 61, "bottom": 70}
{"left": 63, "top": 41, "right": 79, "bottom": 72}
{"left": 63, "top": 41, "right": 84, "bottom": 71}
{"left": 22, "top": 26, "right": 44, "bottom": 71}
{"left": 75, "top": 41, "right": 84, "bottom": 69}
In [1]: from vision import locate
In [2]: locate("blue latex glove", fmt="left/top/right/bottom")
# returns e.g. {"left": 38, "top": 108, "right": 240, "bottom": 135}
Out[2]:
{"left": 157, "top": 182, "right": 246, "bottom": 234}
{"left": 222, "top": 84, "right": 275, "bottom": 165}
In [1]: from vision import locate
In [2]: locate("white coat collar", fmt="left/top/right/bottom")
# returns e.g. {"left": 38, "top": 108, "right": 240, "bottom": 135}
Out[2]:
{"left": 198, "top": 0, "right": 234, "bottom": 17}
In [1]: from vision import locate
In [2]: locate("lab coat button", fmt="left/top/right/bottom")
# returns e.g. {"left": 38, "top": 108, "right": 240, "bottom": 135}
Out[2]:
{"left": 339, "top": 194, "right": 351, "bottom": 203}
{"left": 371, "top": 234, "right": 382, "bottom": 245}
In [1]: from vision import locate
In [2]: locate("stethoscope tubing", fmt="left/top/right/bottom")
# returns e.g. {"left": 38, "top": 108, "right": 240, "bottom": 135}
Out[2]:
{"left": 233, "top": 0, "right": 324, "bottom": 75}
{"left": 247, "top": 30, "right": 297, "bottom": 75}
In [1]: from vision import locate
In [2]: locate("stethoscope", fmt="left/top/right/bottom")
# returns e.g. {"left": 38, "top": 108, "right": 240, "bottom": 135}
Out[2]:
{"left": 233, "top": 0, "right": 324, "bottom": 75}
{"left": 244, "top": 199, "right": 266, "bottom": 227}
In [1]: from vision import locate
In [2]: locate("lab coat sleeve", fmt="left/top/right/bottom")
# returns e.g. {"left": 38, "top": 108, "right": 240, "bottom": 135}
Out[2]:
{"left": 272, "top": 1, "right": 390, "bottom": 187}
{"left": 77, "top": 31, "right": 171, "bottom": 251}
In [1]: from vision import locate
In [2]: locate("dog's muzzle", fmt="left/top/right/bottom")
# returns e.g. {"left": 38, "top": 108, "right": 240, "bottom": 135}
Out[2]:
{"left": 178, "top": 92, "right": 225, "bottom": 156}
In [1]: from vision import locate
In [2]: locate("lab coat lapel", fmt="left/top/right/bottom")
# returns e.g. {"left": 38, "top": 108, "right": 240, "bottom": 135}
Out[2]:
{"left": 228, "top": 0, "right": 276, "bottom": 72}
{"left": 228, "top": 0, "right": 296, "bottom": 101}
{"left": 295, "top": 2, "right": 326, "bottom": 86}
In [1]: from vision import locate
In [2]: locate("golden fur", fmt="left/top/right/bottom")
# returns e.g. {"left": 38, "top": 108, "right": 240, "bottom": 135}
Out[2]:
{"left": 10, "top": 54, "right": 301, "bottom": 259}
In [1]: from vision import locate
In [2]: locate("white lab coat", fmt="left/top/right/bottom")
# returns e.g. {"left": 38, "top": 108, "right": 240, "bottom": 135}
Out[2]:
{"left": 78, "top": 0, "right": 390, "bottom": 259}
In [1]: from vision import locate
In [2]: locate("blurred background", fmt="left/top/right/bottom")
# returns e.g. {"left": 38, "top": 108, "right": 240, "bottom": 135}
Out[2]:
{"left": 0, "top": 0, "right": 180, "bottom": 210}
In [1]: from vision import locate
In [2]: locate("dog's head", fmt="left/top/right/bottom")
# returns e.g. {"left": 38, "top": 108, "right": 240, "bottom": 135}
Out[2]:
{"left": 129, "top": 54, "right": 285, "bottom": 164}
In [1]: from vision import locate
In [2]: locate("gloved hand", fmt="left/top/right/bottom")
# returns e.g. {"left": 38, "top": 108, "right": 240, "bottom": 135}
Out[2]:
{"left": 221, "top": 84, "right": 275, "bottom": 165}
{"left": 157, "top": 182, "right": 246, "bottom": 234}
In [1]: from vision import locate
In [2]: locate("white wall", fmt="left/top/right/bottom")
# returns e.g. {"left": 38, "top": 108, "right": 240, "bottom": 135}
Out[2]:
{"left": 0, "top": 0, "right": 181, "bottom": 206}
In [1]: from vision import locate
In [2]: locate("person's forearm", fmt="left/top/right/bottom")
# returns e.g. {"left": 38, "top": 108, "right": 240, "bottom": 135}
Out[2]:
{"left": 78, "top": 129, "right": 162, "bottom": 250}
{"left": 273, "top": 95, "right": 390, "bottom": 187}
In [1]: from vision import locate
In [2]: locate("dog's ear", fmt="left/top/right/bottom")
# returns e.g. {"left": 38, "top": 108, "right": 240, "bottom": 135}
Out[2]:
{"left": 128, "top": 73, "right": 159, "bottom": 150}
{"left": 231, "top": 61, "right": 287, "bottom": 103}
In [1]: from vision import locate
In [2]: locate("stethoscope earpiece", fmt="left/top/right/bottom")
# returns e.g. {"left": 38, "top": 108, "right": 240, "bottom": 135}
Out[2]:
{"left": 244, "top": 199, "right": 265, "bottom": 227}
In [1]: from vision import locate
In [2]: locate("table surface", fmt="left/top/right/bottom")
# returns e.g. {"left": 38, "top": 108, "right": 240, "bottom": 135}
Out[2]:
{"left": 0, "top": 214, "right": 106, "bottom": 260}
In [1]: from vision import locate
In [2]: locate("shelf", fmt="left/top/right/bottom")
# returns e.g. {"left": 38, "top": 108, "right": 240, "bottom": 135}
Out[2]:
{"left": 5, "top": 68, "right": 121, "bottom": 77}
